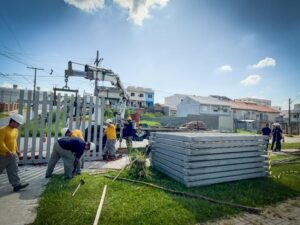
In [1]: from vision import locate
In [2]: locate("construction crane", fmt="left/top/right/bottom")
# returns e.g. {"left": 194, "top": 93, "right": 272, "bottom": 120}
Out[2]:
{"left": 65, "top": 61, "right": 129, "bottom": 124}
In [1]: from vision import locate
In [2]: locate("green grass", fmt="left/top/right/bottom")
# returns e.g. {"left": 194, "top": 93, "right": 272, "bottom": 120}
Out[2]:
{"left": 236, "top": 129, "right": 257, "bottom": 135}
{"left": 33, "top": 156, "right": 300, "bottom": 225}
{"left": 140, "top": 120, "right": 161, "bottom": 128}
{"left": 0, "top": 113, "right": 9, "bottom": 119}
{"left": 282, "top": 142, "right": 300, "bottom": 149}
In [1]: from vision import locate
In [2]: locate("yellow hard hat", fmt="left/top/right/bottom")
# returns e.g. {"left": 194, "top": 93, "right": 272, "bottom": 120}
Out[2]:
{"left": 127, "top": 116, "right": 132, "bottom": 121}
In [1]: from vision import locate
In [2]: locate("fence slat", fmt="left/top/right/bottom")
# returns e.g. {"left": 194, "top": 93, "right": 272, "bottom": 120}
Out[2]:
{"left": 81, "top": 96, "right": 87, "bottom": 136}
{"left": 54, "top": 94, "right": 61, "bottom": 142}
{"left": 38, "top": 92, "right": 48, "bottom": 162}
{"left": 93, "top": 97, "right": 99, "bottom": 158}
{"left": 75, "top": 97, "right": 81, "bottom": 129}
{"left": 62, "top": 94, "right": 68, "bottom": 128}
{"left": 22, "top": 91, "right": 32, "bottom": 164}
{"left": 68, "top": 95, "right": 74, "bottom": 131}
{"left": 99, "top": 97, "right": 105, "bottom": 156}
{"left": 31, "top": 92, "right": 40, "bottom": 162}
{"left": 17, "top": 90, "right": 24, "bottom": 149}
{"left": 46, "top": 93, "right": 54, "bottom": 162}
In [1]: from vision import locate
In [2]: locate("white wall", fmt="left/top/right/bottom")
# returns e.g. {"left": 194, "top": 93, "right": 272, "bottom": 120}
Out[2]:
{"left": 177, "top": 98, "right": 200, "bottom": 117}
{"left": 233, "top": 109, "right": 279, "bottom": 122}
{"left": 219, "top": 115, "right": 234, "bottom": 131}
{"left": 165, "top": 94, "right": 188, "bottom": 108}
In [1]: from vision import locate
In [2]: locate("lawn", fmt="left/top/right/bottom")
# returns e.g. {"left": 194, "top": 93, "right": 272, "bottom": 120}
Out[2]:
{"left": 282, "top": 142, "right": 300, "bottom": 149}
{"left": 0, "top": 113, "right": 9, "bottom": 119}
{"left": 236, "top": 129, "right": 257, "bottom": 135}
{"left": 140, "top": 120, "right": 161, "bottom": 128}
{"left": 33, "top": 154, "right": 300, "bottom": 225}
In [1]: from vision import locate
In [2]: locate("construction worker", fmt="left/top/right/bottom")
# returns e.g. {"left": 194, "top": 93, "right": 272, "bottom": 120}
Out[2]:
{"left": 45, "top": 137, "right": 95, "bottom": 179}
{"left": 271, "top": 123, "right": 284, "bottom": 152}
{"left": 261, "top": 123, "right": 271, "bottom": 151}
{"left": 61, "top": 127, "right": 84, "bottom": 140}
{"left": 103, "top": 119, "right": 117, "bottom": 160}
{"left": 0, "top": 114, "right": 29, "bottom": 192}
{"left": 61, "top": 127, "right": 85, "bottom": 173}
{"left": 123, "top": 116, "right": 134, "bottom": 150}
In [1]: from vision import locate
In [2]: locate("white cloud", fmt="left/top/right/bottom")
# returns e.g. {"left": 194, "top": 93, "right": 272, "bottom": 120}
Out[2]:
{"left": 240, "top": 74, "right": 261, "bottom": 86}
{"left": 113, "top": 0, "right": 169, "bottom": 25}
{"left": 0, "top": 83, "right": 13, "bottom": 88}
{"left": 219, "top": 65, "right": 232, "bottom": 72}
{"left": 64, "top": 0, "right": 105, "bottom": 12}
{"left": 63, "top": 0, "right": 169, "bottom": 25}
{"left": 252, "top": 57, "right": 276, "bottom": 68}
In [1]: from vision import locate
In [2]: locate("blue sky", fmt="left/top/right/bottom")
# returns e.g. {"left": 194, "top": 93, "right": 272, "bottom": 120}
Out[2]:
{"left": 0, "top": 0, "right": 299, "bottom": 109}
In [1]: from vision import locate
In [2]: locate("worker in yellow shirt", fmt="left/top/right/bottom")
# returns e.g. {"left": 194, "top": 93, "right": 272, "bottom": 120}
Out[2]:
{"left": 61, "top": 127, "right": 84, "bottom": 140}
{"left": 103, "top": 119, "right": 117, "bottom": 160}
{"left": 0, "top": 114, "right": 29, "bottom": 192}
{"left": 61, "top": 127, "right": 85, "bottom": 173}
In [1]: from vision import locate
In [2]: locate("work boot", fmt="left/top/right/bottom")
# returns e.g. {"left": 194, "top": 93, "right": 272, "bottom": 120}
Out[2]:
{"left": 13, "top": 183, "right": 29, "bottom": 192}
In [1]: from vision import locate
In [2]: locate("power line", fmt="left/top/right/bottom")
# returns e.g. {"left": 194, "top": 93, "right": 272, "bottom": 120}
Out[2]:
{"left": 0, "top": 51, "right": 29, "bottom": 66}
{"left": 0, "top": 13, "right": 23, "bottom": 51}
{"left": 0, "top": 72, "right": 27, "bottom": 85}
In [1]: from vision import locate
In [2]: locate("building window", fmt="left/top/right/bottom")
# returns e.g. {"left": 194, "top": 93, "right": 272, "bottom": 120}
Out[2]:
{"left": 148, "top": 94, "right": 153, "bottom": 98}
{"left": 139, "top": 93, "right": 144, "bottom": 97}
{"left": 131, "top": 93, "right": 135, "bottom": 97}
{"left": 213, "top": 106, "right": 219, "bottom": 112}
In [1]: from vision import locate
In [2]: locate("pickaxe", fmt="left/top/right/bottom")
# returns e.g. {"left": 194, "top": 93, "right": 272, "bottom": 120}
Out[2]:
{"left": 72, "top": 179, "right": 85, "bottom": 197}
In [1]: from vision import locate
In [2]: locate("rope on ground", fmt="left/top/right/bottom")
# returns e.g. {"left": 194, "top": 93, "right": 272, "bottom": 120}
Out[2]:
{"left": 104, "top": 175, "right": 261, "bottom": 214}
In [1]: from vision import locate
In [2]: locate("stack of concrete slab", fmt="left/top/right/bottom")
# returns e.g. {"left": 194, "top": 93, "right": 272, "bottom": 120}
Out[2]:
{"left": 150, "top": 132, "right": 268, "bottom": 187}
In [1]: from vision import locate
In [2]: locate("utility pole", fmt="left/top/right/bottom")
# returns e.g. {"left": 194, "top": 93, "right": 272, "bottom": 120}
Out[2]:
{"left": 94, "top": 50, "right": 103, "bottom": 96}
{"left": 27, "top": 66, "right": 44, "bottom": 102}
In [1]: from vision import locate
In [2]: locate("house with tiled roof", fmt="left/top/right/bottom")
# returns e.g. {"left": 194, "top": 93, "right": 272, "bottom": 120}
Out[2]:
{"left": 228, "top": 100, "right": 281, "bottom": 122}
{"left": 177, "top": 96, "right": 232, "bottom": 117}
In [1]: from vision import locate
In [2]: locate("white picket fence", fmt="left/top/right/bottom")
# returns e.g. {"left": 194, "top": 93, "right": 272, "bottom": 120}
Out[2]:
{"left": 17, "top": 90, "right": 105, "bottom": 165}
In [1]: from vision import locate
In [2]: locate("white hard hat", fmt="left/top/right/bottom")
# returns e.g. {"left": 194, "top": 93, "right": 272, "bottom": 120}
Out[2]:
{"left": 10, "top": 114, "right": 24, "bottom": 125}
{"left": 89, "top": 142, "right": 96, "bottom": 151}
{"left": 105, "top": 119, "right": 112, "bottom": 123}
{"left": 61, "top": 127, "right": 69, "bottom": 136}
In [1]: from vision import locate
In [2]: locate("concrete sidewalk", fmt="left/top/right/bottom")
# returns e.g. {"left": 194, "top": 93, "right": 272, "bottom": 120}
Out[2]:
{"left": 0, "top": 157, "right": 130, "bottom": 225}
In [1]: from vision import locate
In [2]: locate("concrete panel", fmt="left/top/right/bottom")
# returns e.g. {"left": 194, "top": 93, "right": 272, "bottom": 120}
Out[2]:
{"left": 153, "top": 161, "right": 265, "bottom": 182}
{"left": 153, "top": 150, "right": 264, "bottom": 163}
{"left": 152, "top": 132, "right": 267, "bottom": 142}
{"left": 153, "top": 161, "right": 266, "bottom": 187}
{"left": 152, "top": 152, "right": 265, "bottom": 169}
{"left": 154, "top": 143, "right": 265, "bottom": 155}
{"left": 185, "top": 172, "right": 266, "bottom": 187}
{"left": 150, "top": 132, "right": 267, "bottom": 187}
{"left": 151, "top": 137, "right": 266, "bottom": 149}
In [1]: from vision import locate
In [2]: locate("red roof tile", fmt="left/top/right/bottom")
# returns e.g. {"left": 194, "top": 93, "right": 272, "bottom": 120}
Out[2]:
{"left": 228, "top": 101, "right": 280, "bottom": 113}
